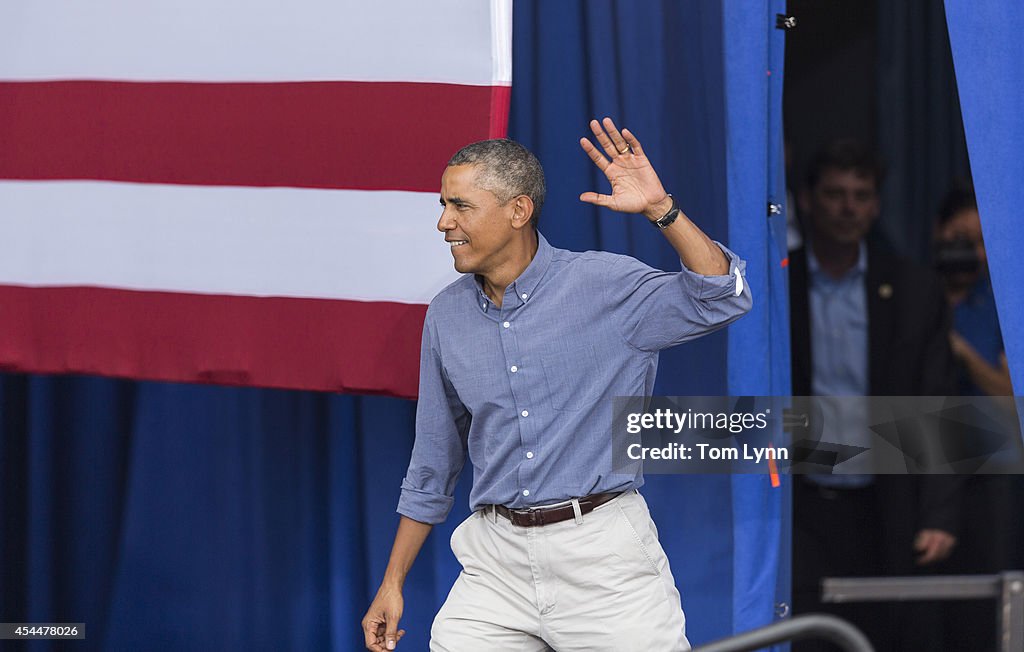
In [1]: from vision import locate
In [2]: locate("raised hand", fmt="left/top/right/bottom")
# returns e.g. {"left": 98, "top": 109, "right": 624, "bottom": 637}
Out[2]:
{"left": 579, "top": 117, "right": 672, "bottom": 219}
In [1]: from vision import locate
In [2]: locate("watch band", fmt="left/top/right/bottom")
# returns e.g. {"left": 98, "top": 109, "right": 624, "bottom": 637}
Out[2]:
{"left": 651, "top": 194, "right": 680, "bottom": 229}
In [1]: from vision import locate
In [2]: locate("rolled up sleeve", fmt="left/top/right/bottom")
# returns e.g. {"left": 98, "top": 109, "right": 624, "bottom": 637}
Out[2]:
{"left": 396, "top": 312, "right": 470, "bottom": 525}
{"left": 677, "top": 242, "right": 749, "bottom": 301}
{"left": 608, "top": 241, "right": 752, "bottom": 352}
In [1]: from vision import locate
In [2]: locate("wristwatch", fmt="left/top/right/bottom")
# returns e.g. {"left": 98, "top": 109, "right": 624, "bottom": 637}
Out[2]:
{"left": 651, "top": 194, "right": 680, "bottom": 230}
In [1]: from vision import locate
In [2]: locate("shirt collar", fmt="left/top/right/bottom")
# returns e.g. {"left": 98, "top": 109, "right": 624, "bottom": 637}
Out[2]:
{"left": 807, "top": 239, "right": 867, "bottom": 281}
{"left": 474, "top": 231, "right": 553, "bottom": 311}
{"left": 510, "top": 231, "right": 553, "bottom": 304}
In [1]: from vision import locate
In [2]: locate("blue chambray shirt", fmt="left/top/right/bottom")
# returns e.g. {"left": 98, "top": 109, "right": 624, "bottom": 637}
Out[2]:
{"left": 398, "top": 232, "right": 752, "bottom": 524}
{"left": 807, "top": 242, "right": 872, "bottom": 487}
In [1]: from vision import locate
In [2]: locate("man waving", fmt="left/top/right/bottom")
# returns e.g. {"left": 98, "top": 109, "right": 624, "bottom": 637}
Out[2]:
{"left": 362, "top": 118, "right": 751, "bottom": 651}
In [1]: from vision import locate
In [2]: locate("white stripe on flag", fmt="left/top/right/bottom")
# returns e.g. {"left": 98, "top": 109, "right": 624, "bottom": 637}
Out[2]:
{"left": 0, "top": 0, "right": 512, "bottom": 85}
{"left": 0, "top": 180, "right": 460, "bottom": 304}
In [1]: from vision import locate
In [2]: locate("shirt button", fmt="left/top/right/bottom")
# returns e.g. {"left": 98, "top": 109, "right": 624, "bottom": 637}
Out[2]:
{"left": 526, "top": 451, "right": 534, "bottom": 459}
{"left": 503, "top": 321, "right": 510, "bottom": 328}
{"left": 521, "top": 293, "right": 528, "bottom": 300}
{"left": 522, "top": 489, "right": 530, "bottom": 497}
{"left": 510, "top": 365, "right": 518, "bottom": 373}
{"left": 482, "top": 303, "right": 487, "bottom": 309}
{"left": 521, "top": 410, "right": 529, "bottom": 417}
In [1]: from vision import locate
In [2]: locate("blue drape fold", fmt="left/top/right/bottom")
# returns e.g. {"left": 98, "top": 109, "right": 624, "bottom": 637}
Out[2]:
{"left": 722, "top": 1, "right": 790, "bottom": 641}
{"left": 945, "top": 0, "right": 1024, "bottom": 397}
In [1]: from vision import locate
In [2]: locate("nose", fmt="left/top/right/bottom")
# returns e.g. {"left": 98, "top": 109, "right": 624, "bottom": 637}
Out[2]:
{"left": 437, "top": 206, "right": 456, "bottom": 233}
{"left": 840, "top": 193, "right": 857, "bottom": 215}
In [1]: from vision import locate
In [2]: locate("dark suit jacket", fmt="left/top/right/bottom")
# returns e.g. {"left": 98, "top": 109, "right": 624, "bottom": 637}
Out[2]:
{"left": 789, "top": 245, "right": 963, "bottom": 571}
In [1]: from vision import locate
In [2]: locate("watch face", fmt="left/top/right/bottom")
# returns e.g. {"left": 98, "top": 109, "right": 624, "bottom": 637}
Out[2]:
{"left": 652, "top": 195, "right": 679, "bottom": 229}
{"left": 657, "top": 208, "right": 679, "bottom": 229}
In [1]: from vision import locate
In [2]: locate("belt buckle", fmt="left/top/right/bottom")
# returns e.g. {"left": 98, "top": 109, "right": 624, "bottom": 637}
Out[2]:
{"left": 524, "top": 508, "right": 543, "bottom": 527}
{"left": 511, "top": 507, "right": 543, "bottom": 527}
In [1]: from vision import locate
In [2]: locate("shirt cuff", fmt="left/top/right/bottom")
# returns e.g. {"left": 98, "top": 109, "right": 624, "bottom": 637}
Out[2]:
{"left": 397, "top": 483, "right": 455, "bottom": 525}
{"left": 677, "top": 241, "right": 747, "bottom": 300}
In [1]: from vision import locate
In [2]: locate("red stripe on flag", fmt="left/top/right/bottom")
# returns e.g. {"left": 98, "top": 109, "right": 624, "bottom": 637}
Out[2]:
{"left": 489, "top": 85, "right": 512, "bottom": 139}
{"left": 0, "top": 285, "right": 425, "bottom": 398}
{"left": 0, "top": 80, "right": 507, "bottom": 192}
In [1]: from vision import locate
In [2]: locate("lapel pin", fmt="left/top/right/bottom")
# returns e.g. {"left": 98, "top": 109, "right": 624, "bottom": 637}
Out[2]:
{"left": 878, "top": 283, "right": 893, "bottom": 299}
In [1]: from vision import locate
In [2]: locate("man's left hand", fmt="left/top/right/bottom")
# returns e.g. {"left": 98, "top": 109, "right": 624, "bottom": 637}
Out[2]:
{"left": 914, "top": 528, "right": 957, "bottom": 565}
{"left": 579, "top": 117, "right": 673, "bottom": 221}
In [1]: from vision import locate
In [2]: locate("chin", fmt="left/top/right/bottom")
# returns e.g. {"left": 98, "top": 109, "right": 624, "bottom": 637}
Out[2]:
{"left": 452, "top": 256, "right": 475, "bottom": 274}
{"left": 825, "top": 230, "right": 867, "bottom": 246}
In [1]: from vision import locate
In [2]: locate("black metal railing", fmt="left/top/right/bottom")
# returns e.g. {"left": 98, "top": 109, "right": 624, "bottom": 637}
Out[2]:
{"left": 691, "top": 571, "right": 1024, "bottom": 651}
{"left": 823, "top": 571, "right": 1024, "bottom": 652}
{"left": 692, "top": 614, "right": 873, "bottom": 652}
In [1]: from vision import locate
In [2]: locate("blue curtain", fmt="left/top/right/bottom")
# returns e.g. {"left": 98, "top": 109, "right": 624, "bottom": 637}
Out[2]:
{"left": 722, "top": 0, "right": 791, "bottom": 638}
{"left": 876, "top": 0, "right": 972, "bottom": 261}
{"left": 945, "top": 0, "right": 1024, "bottom": 397}
{"left": 0, "top": 2, "right": 788, "bottom": 649}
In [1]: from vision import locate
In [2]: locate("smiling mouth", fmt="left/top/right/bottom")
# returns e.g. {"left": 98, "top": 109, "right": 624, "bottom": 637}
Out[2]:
{"left": 447, "top": 240, "right": 468, "bottom": 247}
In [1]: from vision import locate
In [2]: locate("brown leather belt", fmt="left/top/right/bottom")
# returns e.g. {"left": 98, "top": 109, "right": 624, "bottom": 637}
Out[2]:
{"left": 491, "top": 491, "right": 622, "bottom": 527}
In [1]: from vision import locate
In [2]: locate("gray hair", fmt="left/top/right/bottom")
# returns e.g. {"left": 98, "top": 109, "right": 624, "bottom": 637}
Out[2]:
{"left": 447, "top": 139, "right": 546, "bottom": 228}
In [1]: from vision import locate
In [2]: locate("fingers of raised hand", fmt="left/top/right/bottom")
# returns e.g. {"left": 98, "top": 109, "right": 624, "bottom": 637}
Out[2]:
{"left": 579, "top": 191, "right": 612, "bottom": 208}
{"left": 589, "top": 118, "right": 625, "bottom": 158}
{"left": 600, "top": 117, "right": 632, "bottom": 155}
{"left": 579, "top": 137, "right": 610, "bottom": 170}
{"left": 621, "top": 127, "right": 645, "bottom": 157}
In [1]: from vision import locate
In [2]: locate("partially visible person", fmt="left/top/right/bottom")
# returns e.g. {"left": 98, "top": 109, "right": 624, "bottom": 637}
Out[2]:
{"left": 932, "top": 182, "right": 1022, "bottom": 651}
{"left": 789, "top": 139, "right": 962, "bottom": 652}
{"left": 934, "top": 183, "right": 1012, "bottom": 397}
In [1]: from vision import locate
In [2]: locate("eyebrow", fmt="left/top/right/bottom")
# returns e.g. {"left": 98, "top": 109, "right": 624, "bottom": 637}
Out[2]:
{"left": 440, "top": 196, "right": 473, "bottom": 207}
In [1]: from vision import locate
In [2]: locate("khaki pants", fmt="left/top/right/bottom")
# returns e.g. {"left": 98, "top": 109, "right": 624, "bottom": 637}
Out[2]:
{"left": 430, "top": 490, "right": 690, "bottom": 651}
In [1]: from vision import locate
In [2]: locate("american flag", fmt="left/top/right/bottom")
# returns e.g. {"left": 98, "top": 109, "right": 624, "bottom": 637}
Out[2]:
{"left": 0, "top": 0, "right": 512, "bottom": 397}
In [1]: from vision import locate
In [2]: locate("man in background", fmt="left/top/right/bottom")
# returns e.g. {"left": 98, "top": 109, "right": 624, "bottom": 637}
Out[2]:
{"left": 789, "top": 140, "right": 961, "bottom": 652}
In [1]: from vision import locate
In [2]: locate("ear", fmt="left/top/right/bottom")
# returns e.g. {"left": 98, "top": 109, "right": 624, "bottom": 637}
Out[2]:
{"left": 509, "top": 195, "right": 535, "bottom": 231}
